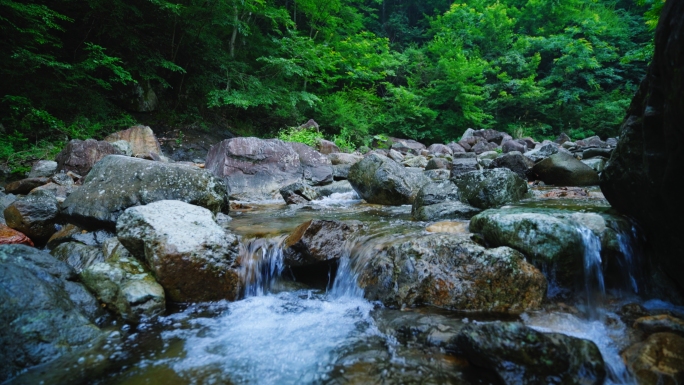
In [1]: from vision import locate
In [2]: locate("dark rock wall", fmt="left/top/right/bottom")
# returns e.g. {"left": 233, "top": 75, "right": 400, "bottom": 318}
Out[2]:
{"left": 600, "top": 1, "right": 684, "bottom": 297}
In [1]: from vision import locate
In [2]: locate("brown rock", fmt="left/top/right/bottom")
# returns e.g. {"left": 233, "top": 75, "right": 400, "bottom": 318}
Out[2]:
{"left": 104, "top": 125, "right": 163, "bottom": 158}
{"left": 3, "top": 191, "right": 58, "bottom": 244}
{"left": 317, "top": 139, "right": 340, "bottom": 155}
{"left": 55, "top": 139, "right": 122, "bottom": 176}
{"left": 3, "top": 177, "right": 50, "bottom": 195}
{"left": 328, "top": 152, "right": 363, "bottom": 165}
{"left": 425, "top": 221, "right": 469, "bottom": 234}
{"left": 635, "top": 315, "right": 684, "bottom": 337}
{"left": 284, "top": 219, "right": 365, "bottom": 267}
{"left": 622, "top": 332, "right": 684, "bottom": 385}
{"left": 0, "top": 224, "right": 34, "bottom": 246}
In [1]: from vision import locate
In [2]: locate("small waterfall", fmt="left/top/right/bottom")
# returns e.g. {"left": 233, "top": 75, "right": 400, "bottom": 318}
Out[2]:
{"left": 616, "top": 225, "right": 642, "bottom": 294}
{"left": 577, "top": 226, "right": 605, "bottom": 316}
{"left": 238, "top": 236, "right": 287, "bottom": 297}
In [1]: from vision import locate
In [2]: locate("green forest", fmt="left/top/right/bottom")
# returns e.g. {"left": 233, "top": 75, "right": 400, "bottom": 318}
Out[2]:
{"left": 0, "top": 0, "right": 664, "bottom": 172}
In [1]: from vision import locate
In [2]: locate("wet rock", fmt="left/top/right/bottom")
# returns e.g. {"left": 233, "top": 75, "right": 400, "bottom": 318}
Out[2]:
{"left": 582, "top": 157, "right": 607, "bottom": 173}
{"left": 425, "top": 157, "right": 450, "bottom": 171}
{"left": 450, "top": 153, "right": 480, "bottom": 176}
{"left": 104, "top": 125, "right": 163, "bottom": 159}
{"left": 387, "top": 149, "right": 405, "bottom": 162}
{"left": 289, "top": 142, "right": 333, "bottom": 186}
{"left": 401, "top": 155, "right": 428, "bottom": 168}
{"left": 469, "top": 207, "right": 629, "bottom": 284}
{"left": 4, "top": 190, "right": 58, "bottom": 245}
{"left": 411, "top": 181, "right": 480, "bottom": 221}
{"left": 46, "top": 223, "right": 113, "bottom": 250}
{"left": 427, "top": 143, "right": 452, "bottom": 156}
{"left": 3, "top": 177, "right": 50, "bottom": 195}
{"left": 327, "top": 152, "right": 362, "bottom": 165}
{"left": 61, "top": 155, "right": 228, "bottom": 229}
{"left": 524, "top": 142, "right": 563, "bottom": 163}
{"left": 0, "top": 224, "right": 34, "bottom": 246}
{"left": 424, "top": 169, "right": 451, "bottom": 181}
{"left": 280, "top": 182, "right": 320, "bottom": 204}
{"left": 447, "top": 141, "right": 466, "bottom": 153}
{"left": 455, "top": 322, "right": 605, "bottom": 385}
{"left": 116, "top": 200, "right": 240, "bottom": 302}
{"left": 530, "top": 151, "right": 600, "bottom": 186}
{"left": 359, "top": 233, "right": 546, "bottom": 313}
{"left": 331, "top": 164, "right": 351, "bottom": 180}
{"left": 622, "top": 332, "right": 684, "bottom": 385}
{"left": 30, "top": 181, "right": 76, "bottom": 202}
{"left": 206, "top": 137, "right": 331, "bottom": 200}
{"left": 452, "top": 169, "right": 528, "bottom": 209}
{"left": 0, "top": 245, "right": 105, "bottom": 381}
{"left": 634, "top": 315, "right": 684, "bottom": 337}
{"left": 81, "top": 238, "right": 165, "bottom": 323}
{"left": 55, "top": 139, "right": 122, "bottom": 176}
{"left": 316, "top": 139, "right": 339, "bottom": 155}
{"left": 50, "top": 242, "right": 104, "bottom": 273}
{"left": 28, "top": 160, "right": 58, "bottom": 178}
{"left": 348, "top": 153, "right": 430, "bottom": 205}
{"left": 489, "top": 151, "right": 534, "bottom": 180}
{"left": 425, "top": 221, "right": 469, "bottom": 234}
{"left": 284, "top": 219, "right": 365, "bottom": 267}
{"left": 315, "top": 180, "right": 355, "bottom": 197}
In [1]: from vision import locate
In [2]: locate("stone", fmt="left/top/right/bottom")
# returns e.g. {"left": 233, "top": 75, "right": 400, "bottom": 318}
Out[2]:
{"left": 473, "top": 129, "right": 507, "bottom": 145}
{"left": 289, "top": 142, "right": 334, "bottom": 186}
{"left": 55, "top": 139, "right": 122, "bottom": 176}
{"left": 411, "top": 181, "right": 480, "bottom": 221}
{"left": 331, "top": 164, "right": 351, "bottom": 180}
{"left": 327, "top": 152, "right": 363, "bottom": 165}
{"left": 205, "top": 137, "right": 331, "bottom": 200}
{"left": 423, "top": 169, "right": 451, "bottom": 181}
{"left": 387, "top": 149, "right": 405, "bottom": 162}
{"left": 104, "top": 125, "right": 163, "bottom": 159}
{"left": 455, "top": 322, "right": 605, "bottom": 385}
{"left": 471, "top": 141, "right": 499, "bottom": 154}
{"left": 582, "top": 147, "right": 612, "bottom": 159}
{"left": 81, "top": 238, "right": 165, "bottom": 323}
{"left": 425, "top": 221, "right": 469, "bottom": 234}
{"left": 284, "top": 219, "right": 365, "bottom": 267}
{"left": 478, "top": 150, "right": 499, "bottom": 160}
{"left": 316, "top": 139, "right": 340, "bottom": 155}
{"left": 575, "top": 135, "right": 607, "bottom": 148}
{"left": 0, "top": 224, "right": 34, "bottom": 246}
{"left": 46, "top": 224, "right": 113, "bottom": 250}
{"left": 581, "top": 157, "right": 607, "bottom": 173}
{"left": 3, "top": 190, "right": 59, "bottom": 245}
{"left": 0, "top": 193, "right": 17, "bottom": 225}
{"left": 622, "top": 333, "right": 684, "bottom": 385}
{"left": 554, "top": 132, "right": 572, "bottom": 145}
{"left": 30, "top": 182, "right": 75, "bottom": 203}
{"left": 280, "top": 182, "right": 320, "bottom": 204}
{"left": 315, "top": 180, "right": 355, "bottom": 197}
{"left": 348, "top": 153, "right": 430, "bottom": 205}
{"left": 502, "top": 139, "right": 528, "bottom": 154}
{"left": 0, "top": 245, "right": 105, "bottom": 381}
{"left": 447, "top": 142, "right": 466, "bottom": 153}
{"left": 530, "top": 151, "right": 600, "bottom": 186}
{"left": 425, "top": 157, "right": 450, "bottom": 171}
{"left": 469, "top": 207, "right": 631, "bottom": 284}
{"left": 489, "top": 151, "right": 535, "bottom": 180}
{"left": 452, "top": 169, "right": 528, "bottom": 209}
{"left": 109, "top": 140, "right": 133, "bottom": 156}
{"left": 390, "top": 139, "right": 426, "bottom": 155}
{"left": 116, "top": 200, "right": 240, "bottom": 302}
{"left": 606, "top": 137, "right": 618, "bottom": 147}
{"left": 27, "top": 160, "right": 58, "bottom": 178}
{"left": 3, "top": 177, "right": 50, "bottom": 195}
{"left": 524, "top": 142, "right": 562, "bottom": 163}
{"left": 450, "top": 155, "right": 481, "bottom": 177}
{"left": 61, "top": 155, "right": 228, "bottom": 229}
{"left": 401, "top": 155, "right": 428, "bottom": 168}
{"left": 427, "top": 143, "right": 452, "bottom": 156}
{"left": 460, "top": 128, "right": 476, "bottom": 140}
{"left": 634, "top": 315, "right": 684, "bottom": 337}
{"left": 358, "top": 234, "right": 546, "bottom": 313}
{"left": 50, "top": 242, "right": 104, "bottom": 273}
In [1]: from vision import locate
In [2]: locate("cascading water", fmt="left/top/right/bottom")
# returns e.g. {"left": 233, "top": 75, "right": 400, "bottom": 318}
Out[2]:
{"left": 577, "top": 226, "right": 606, "bottom": 315}
{"left": 238, "top": 236, "right": 287, "bottom": 297}
{"left": 616, "top": 225, "right": 642, "bottom": 294}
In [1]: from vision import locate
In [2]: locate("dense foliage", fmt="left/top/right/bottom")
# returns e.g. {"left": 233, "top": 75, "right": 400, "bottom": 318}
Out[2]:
{"left": 0, "top": 0, "right": 660, "bottom": 171}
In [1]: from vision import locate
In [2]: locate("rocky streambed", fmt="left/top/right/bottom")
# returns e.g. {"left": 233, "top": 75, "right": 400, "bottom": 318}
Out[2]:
{"left": 1, "top": 125, "right": 684, "bottom": 385}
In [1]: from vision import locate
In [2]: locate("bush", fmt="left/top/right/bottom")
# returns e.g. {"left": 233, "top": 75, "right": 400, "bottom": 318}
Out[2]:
{"left": 277, "top": 126, "right": 324, "bottom": 147}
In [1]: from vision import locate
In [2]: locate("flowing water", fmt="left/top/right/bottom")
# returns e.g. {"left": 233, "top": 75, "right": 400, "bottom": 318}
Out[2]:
{"left": 10, "top": 189, "right": 660, "bottom": 385}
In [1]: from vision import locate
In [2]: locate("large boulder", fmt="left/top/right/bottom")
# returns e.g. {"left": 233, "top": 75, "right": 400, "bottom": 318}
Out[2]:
{"left": 599, "top": 0, "right": 684, "bottom": 295}
{"left": 452, "top": 169, "right": 528, "bottom": 209}
{"left": 279, "top": 182, "right": 320, "bottom": 204}
{"left": 116, "top": 200, "right": 240, "bottom": 302}
{"left": 450, "top": 153, "right": 480, "bottom": 176}
{"left": 4, "top": 190, "right": 59, "bottom": 245}
{"left": 622, "top": 332, "right": 684, "bottom": 385}
{"left": 104, "top": 125, "right": 163, "bottom": 159}
{"left": 524, "top": 142, "right": 562, "bottom": 163}
{"left": 489, "top": 152, "right": 534, "bottom": 180}
{"left": 348, "top": 153, "right": 429, "bottom": 205}
{"left": 55, "top": 139, "right": 122, "bottom": 176}
{"left": 0, "top": 245, "right": 105, "bottom": 381}
{"left": 411, "top": 181, "right": 480, "bottom": 221}
{"left": 358, "top": 233, "right": 547, "bottom": 313}
{"left": 50, "top": 242, "right": 104, "bottom": 273}
{"left": 283, "top": 219, "right": 364, "bottom": 267}
{"left": 469, "top": 207, "right": 631, "bottom": 284}
{"left": 28, "top": 160, "right": 58, "bottom": 178}
{"left": 61, "top": 155, "right": 228, "bottom": 229}
{"left": 205, "top": 137, "right": 332, "bottom": 200}
{"left": 81, "top": 238, "right": 165, "bottom": 323}
{"left": 473, "top": 129, "right": 507, "bottom": 145}
{"left": 455, "top": 322, "right": 605, "bottom": 385}
{"left": 531, "top": 152, "right": 600, "bottom": 186}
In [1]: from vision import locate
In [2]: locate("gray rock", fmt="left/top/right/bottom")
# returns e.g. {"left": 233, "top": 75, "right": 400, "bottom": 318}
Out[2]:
{"left": 81, "top": 238, "right": 165, "bottom": 323}
{"left": 327, "top": 152, "right": 363, "bottom": 165}
{"left": 283, "top": 219, "right": 365, "bottom": 267}
{"left": 116, "top": 200, "right": 240, "bottom": 302}
{"left": 110, "top": 140, "right": 133, "bottom": 156}
{"left": 576, "top": 135, "right": 607, "bottom": 148}
{"left": 28, "top": 160, "right": 58, "bottom": 178}
{"left": 450, "top": 156, "right": 481, "bottom": 177}
{"left": 489, "top": 152, "right": 535, "bottom": 180}
{"left": 472, "top": 141, "right": 499, "bottom": 154}
{"left": 605, "top": 137, "right": 618, "bottom": 147}
{"left": 582, "top": 157, "right": 607, "bottom": 173}
{"left": 478, "top": 150, "right": 499, "bottom": 160}
{"left": 554, "top": 132, "right": 572, "bottom": 145}
{"left": 280, "top": 182, "right": 320, "bottom": 204}
{"left": 331, "top": 163, "right": 351, "bottom": 180}
{"left": 502, "top": 139, "right": 528, "bottom": 153}
{"left": 390, "top": 139, "right": 426, "bottom": 155}
{"left": 452, "top": 169, "right": 528, "bottom": 209}
{"left": 473, "top": 129, "right": 507, "bottom": 145}
{"left": 0, "top": 192, "right": 17, "bottom": 225}
{"left": 524, "top": 142, "right": 564, "bottom": 163}
{"left": 423, "top": 169, "right": 451, "bottom": 181}
{"left": 456, "top": 322, "right": 605, "bottom": 385}
{"left": 460, "top": 128, "right": 476, "bottom": 140}
{"left": 427, "top": 143, "right": 452, "bottom": 156}
{"left": 3, "top": 177, "right": 50, "bottom": 195}
{"left": 358, "top": 233, "right": 546, "bottom": 313}
{"left": 3, "top": 190, "right": 59, "bottom": 244}
{"left": 0, "top": 245, "right": 105, "bottom": 381}
{"left": 289, "top": 142, "right": 333, "bottom": 186}
{"left": 401, "top": 155, "right": 428, "bottom": 168}
{"left": 530, "top": 151, "right": 600, "bottom": 186}
{"left": 61, "top": 155, "right": 228, "bottom": 229}
{"left": 447, "top": 142, "right": 466, "bottom": 153}
{"left": 55, "top": 139, "right": 122, "bottom": 176}
{"left": 582, "top": 147, "right": 613, "bottom": 159}
{"left": 315, "top": 180, "right": 354, "bottom": 197}
{"left": 316, "top": 139, "right": 339, "bottom": 155}
{"left": 387, "top": 149, "right": 405, "bottom": 162}
{"left": 50, "top": 242, "right": 104, "bottom": 273}
{"left": 348, "top": 153, "right": 430, "bottom": 205}
{"left": 425, "top": 157, "right": 450, "bottom": 171}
